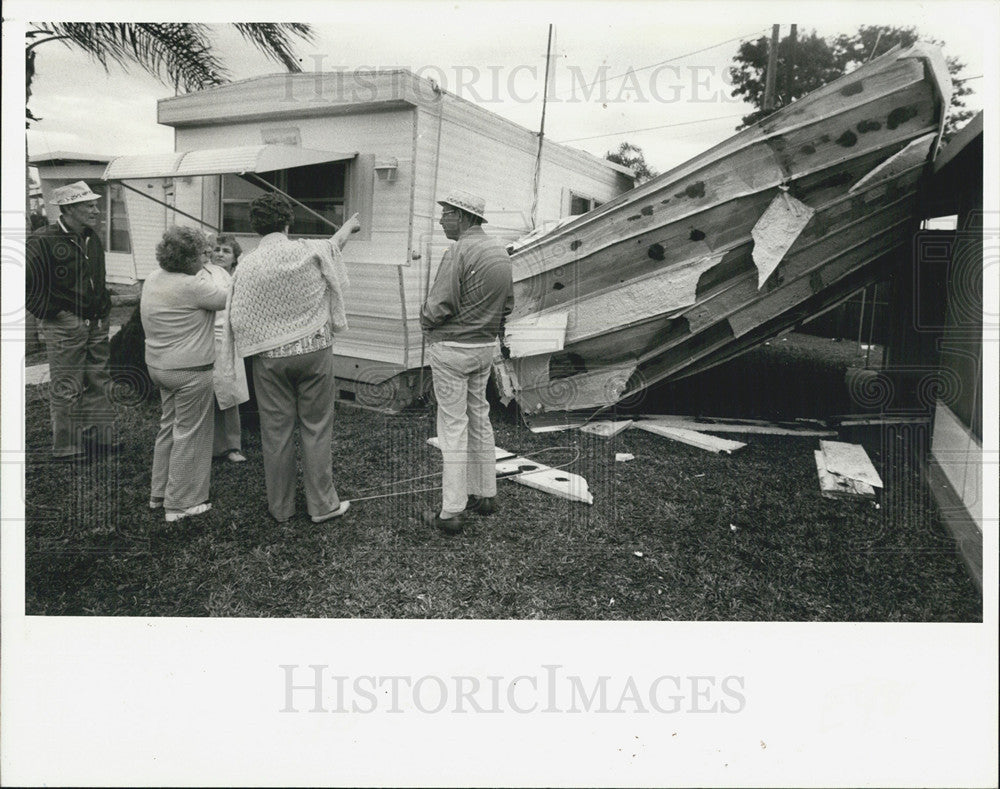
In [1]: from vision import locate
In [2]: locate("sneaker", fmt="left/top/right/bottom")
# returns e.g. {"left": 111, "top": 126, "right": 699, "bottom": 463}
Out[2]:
{"left": 466, "top": 495, "right": 497, "bottom": 516}
{"left": 224, "top": 450, "right": 247, "bottom": 463}
{"left": 149, "top": 498, "right": 164, "bottom": 510}
{"left": 164, "top": 502, "right": 212, "bottom": 523}
{"left": 311, "top": 500, "right": 350, "bottom": 523}
{"left": 421, "top": 509, "right": 465, "bottom": 535}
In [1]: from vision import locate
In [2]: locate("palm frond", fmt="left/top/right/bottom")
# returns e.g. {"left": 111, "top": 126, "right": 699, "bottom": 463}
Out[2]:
{"left": 232, "top": 23, "right": 314, "bottom": 73}
{"left": 26, "top": 21, "right": 315, "bottom": 126}
{"left": 31, "top": 23, "right": 228, "bottom": 91}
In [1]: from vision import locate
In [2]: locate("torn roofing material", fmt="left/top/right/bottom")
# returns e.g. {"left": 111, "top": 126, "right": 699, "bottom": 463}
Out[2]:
{"left": 494, "top": 44, "right": 950, "bottom": 429}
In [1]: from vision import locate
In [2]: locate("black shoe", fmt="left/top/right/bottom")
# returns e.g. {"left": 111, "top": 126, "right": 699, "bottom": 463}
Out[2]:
{"left": 466, "top": 495, "right": 497, "bottom": 516}
{"left": 421, "top": 509, "right": 465, "bottom": 535}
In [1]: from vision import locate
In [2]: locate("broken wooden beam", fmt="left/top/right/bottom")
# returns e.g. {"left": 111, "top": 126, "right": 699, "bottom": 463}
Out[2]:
{"left": 427, "top": 437, "right": 593, "bottom": 504}
{"left": 634, "top": 422, "right": 746, "bottom": 454}
{"left": 638, "top": 414, "right": 835, "bottom": 437}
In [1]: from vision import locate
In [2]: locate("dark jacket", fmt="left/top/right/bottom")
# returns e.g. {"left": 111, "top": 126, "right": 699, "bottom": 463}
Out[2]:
{"left": 25, "top": 221, "right": 111, "bottom": 320}
{"left": 420, "top": 225, "right": 514, "bottom": 344}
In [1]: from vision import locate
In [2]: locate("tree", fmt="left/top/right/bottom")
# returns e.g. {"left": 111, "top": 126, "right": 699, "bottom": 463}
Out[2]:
{"left": 26, "top": 22, "right": 314, "bottom": 123}
{"left": 24, "top": 23, "right": 315, "bottom": 399}
{"left": 728, "top": 25, "right": 974, "bottom": 141}
{"left": 605, "top": 141, "right": 658, "bottom": 183}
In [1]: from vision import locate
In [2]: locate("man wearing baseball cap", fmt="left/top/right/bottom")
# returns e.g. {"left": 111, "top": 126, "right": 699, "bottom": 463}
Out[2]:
{"left": 420, "top": 190, "right": 514, "bottom": 534}
{"left": 26, "top": 181, "right": 118, "bottom": 461}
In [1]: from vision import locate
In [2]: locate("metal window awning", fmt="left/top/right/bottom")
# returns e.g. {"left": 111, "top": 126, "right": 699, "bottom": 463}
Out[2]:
{"left": 101, "top": 144, "right": 356, "bottom": 180}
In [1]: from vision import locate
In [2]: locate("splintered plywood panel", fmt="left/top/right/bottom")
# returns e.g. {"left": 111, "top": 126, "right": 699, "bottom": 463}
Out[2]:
{"left": 505, "top": 311, "right": 568, "bottom": 358}
{"left": 427, "top": 436, "right": 594, "bottom": 504}
{"left": 849, "top": 132, "right": 937, "bottom": 194}
{"left": 819, "top": 440, "right": 884, "bottom": 488}
{"left": 579, "top": 420, "right": 634, "bottom": 438}
{"left": 814, "top": 450, "right": 876, "bottom": 499}
{"left": 516, "top": 362, "right": 639, "bottom": 415}
{"left": 635, "top": 422, "right": 746, "bottom": 454}
{"left": 494, "top": 455, "right": 593, "bottom": 504}
{"left": 427, "top": 438, "right": 592, "bottom": 504}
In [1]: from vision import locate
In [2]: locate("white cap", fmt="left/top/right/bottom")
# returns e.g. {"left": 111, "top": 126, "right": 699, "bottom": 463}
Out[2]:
{"left": 50, "top": 181, "right": 101, "bottom": 206}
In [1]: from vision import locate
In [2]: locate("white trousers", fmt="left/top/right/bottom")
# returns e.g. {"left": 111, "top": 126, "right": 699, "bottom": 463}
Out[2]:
{"left": 427, "top": 342, "right": 498, "bottom": 514}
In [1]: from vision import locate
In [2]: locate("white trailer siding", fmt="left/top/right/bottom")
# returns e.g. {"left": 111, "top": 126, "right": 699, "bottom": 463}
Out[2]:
{"left": 403, "top": 91, "right": 633, "bottom": 371}
{"left": 144, "top": 70, "right": 634, "bottom": 392}
{"left": 121, "top": 179, "right": 172, "bottom": 281}
{"left": 171, "top": 109, "right": 417, "bottom": 370}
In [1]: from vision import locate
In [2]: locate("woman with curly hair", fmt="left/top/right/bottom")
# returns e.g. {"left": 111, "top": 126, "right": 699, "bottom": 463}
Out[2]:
{"left": 204, "top": 234, "right": 247, "bottom": 463}
{"left": 141, "top": 226, "right": 229, "bottom": 523}
{"left": 221, "top": 193, "right": 360, "bottom": 524}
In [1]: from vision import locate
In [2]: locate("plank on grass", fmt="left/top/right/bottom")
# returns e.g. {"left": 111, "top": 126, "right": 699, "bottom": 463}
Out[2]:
{"left": 814, "top": 450, "right": 876, "bottom": 499}
{"left": 427, "top": 438, "right": 593, "bottom": 504}
{"left": 579, "top": 420, "right": 634, "bottom": 438}
{"left": 819, "top": 440, "right": 884, "bottom": 488}
{"left": 634, "top": 422, "right": 746, "bottom": 454}
{"left": 639, "top": 415, "right": 835, "bottom": 437}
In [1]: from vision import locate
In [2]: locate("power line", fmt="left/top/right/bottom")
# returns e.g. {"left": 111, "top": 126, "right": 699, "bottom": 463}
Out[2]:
{"left": 953, "top": 74, "right": 982, "bottom": 83}
{"left": 551, "top": 27, "right": 770, "bottom": 100}
{"left": 557, "top": 113, "right": 745, "bottom": 144}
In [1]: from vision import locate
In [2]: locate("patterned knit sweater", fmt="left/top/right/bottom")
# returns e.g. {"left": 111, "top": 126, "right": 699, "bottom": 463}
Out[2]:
{"left": 225, "top": 232, "right": 349, "bottom": 357}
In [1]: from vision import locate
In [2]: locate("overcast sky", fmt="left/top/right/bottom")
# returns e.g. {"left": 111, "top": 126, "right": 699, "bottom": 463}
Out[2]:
{"left": 13, "top": 1, "right": 993, "bottom": 175}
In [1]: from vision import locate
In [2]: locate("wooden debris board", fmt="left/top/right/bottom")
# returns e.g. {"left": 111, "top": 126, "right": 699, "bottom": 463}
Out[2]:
{"left": 505, "top": 311, "right": 569, "bottom": 358}
{"left": 833, "top": 415, "right": 931, "bottom": 427}
{"left": 634, "top": 422, "right": 746, "bottom": 454}
{"left": 814, "top": 450, "right": 876, "bottom": 499}
{"left": 427, "top": 438, "right": 593, "bottom": 504}
{"left": 579, "top": 420, "right": 634, "bottom": 438}
{"left": 819, "top": 440, "right": 884, "bottom": 488}
{"left": 639, "top": 415, "right": 835, "bottom": 437}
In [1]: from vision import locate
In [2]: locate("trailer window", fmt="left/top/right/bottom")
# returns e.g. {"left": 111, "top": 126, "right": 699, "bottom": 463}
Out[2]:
{"left": 567, "top": 190, "right": 603, "bottom": 216}
{"left": 220, "top": 160, "right": 349, "bottom": 236}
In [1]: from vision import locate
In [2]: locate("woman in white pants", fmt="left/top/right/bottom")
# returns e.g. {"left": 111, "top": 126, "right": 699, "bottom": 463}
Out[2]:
{"left": 204, "top": 234, "right": 247, "bottom": 463}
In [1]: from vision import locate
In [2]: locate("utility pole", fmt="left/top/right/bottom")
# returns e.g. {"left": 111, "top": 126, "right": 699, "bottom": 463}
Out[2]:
{"left": 763, "top": 24, "right": 780, "bottom": 111}
{"left": 786, "top": 24, "right": 797, "bottom": 105}
{"left": 530, "top": 24, "right": 555, "bottom": 230}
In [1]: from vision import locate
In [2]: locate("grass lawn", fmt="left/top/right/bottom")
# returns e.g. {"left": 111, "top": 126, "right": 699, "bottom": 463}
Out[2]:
{"left": 22, "top": 334, "right": 981, "bottom": 620}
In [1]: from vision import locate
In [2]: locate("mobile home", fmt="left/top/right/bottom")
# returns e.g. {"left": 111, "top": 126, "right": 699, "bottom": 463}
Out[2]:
{"left": 102, "top": 69, "right": 634, "bottom": 407}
